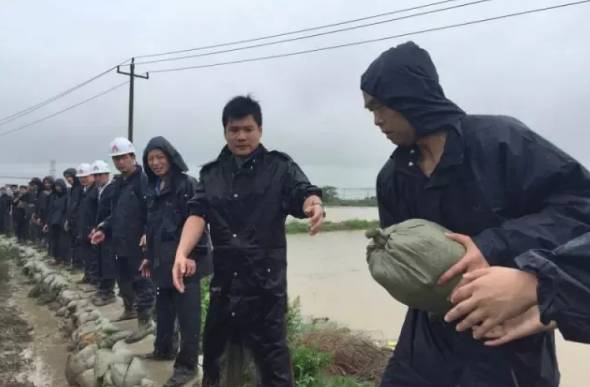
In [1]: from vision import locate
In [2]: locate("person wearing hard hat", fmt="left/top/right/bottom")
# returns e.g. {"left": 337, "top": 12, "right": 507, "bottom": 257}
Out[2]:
{"left": 76, "top": 163, "right": 100, "bottom": 285}
{"left": 90, "top": 160, "right": 118, "bottom": 306}
{"left": 92, "top": 137, "right": 155, "bottom": 342}
{"left": 140, "top": 136, "right": 213, "bottom": 387}
{"left": 63, "top": 167, "right": 83, "bottom": 271}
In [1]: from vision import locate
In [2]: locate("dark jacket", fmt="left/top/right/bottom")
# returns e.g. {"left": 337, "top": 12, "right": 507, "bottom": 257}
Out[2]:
{"left": 99, "top": 165, "right": 147, "bottom": 260}
{"left": 516, "top": 234, "right": 590, "bottom": 344}
{"left": 362, "top": 41, "right": 590, "bottom": 387}
{"left": 12, "top": 192, "right": 30, "bottom": 222}
{"left": 97, "top": 179, "right": 117, "bottom": 279}
{"left": 0, "top": 193, "right": 10, "bottom": 216}
{"left": 65, "top": 173, "right": 83, "bottom": 233}
{"left": 188, "top": 144, "right": 321, "bottom": 321}
{"left": 77, "top": 184, "right": 99, "bottom": 242}
{"left": 143, "top": 136, "right": 212, "bottom": 288}
{"left": 47, "top": 179, "right": 68, "bottom": 228}
{"left": 38, "top": 176, "right": 55, "bottom": 225}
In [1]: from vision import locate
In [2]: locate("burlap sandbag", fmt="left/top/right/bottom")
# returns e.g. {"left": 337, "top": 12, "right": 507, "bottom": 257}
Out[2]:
{"left": 366, "top": 219, "right": 464, "bottom": 315}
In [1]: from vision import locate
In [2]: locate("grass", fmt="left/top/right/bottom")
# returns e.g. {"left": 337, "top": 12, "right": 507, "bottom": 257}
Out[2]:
{"left": 286, "top": 219, "right": 379, "bottom": 234}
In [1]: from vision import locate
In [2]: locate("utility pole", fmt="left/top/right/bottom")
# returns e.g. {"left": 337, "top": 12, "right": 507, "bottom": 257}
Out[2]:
{"left": 117, "top": 58, "right": 149, "bottom": 142}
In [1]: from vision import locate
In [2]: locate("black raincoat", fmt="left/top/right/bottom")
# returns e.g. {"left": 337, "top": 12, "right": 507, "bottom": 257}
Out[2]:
{"left": 143, "top": 136, "right": 212, "bottom": 288}
{"left": 47, "top": 179, "right": 68, "bottom": 228}
{"left": 38, "top": 176, "right": 55, "bottom": 226}
{"left": 78, "top": 183, "right": 100, "bottom": 281}
{"left": 97, "top": 179, "right": 117, "bottom": 279}
{"left": 98, "top": 165, "right": 147, "bottom": 262}
{"left": 65, "top": 170, "right": 83, "bottom": 235}
{"left": 516, "top": 234, "right": 590, "bottom": 344}
{"left": 361, "top": 41, "right": 590, "bottom": 387}
{"left": 189, "top": 144, "right": 321, "bottom": 386}
{"left": 0, "top": 191, "right": 10, "bottom": 233}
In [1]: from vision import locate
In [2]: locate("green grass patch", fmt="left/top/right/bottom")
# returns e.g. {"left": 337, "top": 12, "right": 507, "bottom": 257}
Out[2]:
{"left": 286, "top": 219, "right": 379, "bottom": 234}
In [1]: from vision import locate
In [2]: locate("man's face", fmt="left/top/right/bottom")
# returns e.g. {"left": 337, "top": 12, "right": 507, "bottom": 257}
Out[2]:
{"left": 147, "top": 149, "right": 171, "bottom": 177}
{"left": 65, "top": 176, "right": 75, "bottom": 185}
{"left": 20, "top": 187, "right": 27, "bottom": 194}
{"left": 363, "top": 91, "right": 416, "bottom": 146}
{"left": 80, "top": 175, "right": 95, "bottom": 187}
{"left": 224, "top": 115, "right": 262, "bottom": 157}
{"left": 112, "top": 154, "right": 135, "bottom": 174}
{"left": 94, "top": 174, "right": 109, "bottom": 186}
{"left": 43, "top": 181, "right": 52, "bottom": 190}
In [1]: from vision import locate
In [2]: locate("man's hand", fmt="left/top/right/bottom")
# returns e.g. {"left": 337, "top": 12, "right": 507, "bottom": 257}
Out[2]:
{"left": 444, "top": 267, "right": 539, "bottom": 338}
{"left": 438, "top": 233, "right": 489, "bottom": 286}
{"left": 64, "top": 220, "right": 69, "bottom": 232}
{"left": 303, "top": 195, "right": 325, "bottom": 236}
{"left": 42, "top": 225, "right": 48, "bottom": 233}
{"left": 91, "top": 230, "right": 106, "bottom": 245}
{"left": 139, "top": 234, "right": 147, "bottom": 249}
{"left": 483, "top": 306, "right": 556, "bottom": 347}
{"left": 139, "top": 259, "right": 151, "bottom": 278}
{"left": 172, "top": 256, "right": 197, "bottom": 293}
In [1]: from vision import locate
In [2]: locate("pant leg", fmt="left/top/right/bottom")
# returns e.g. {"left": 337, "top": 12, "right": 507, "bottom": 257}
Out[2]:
{"left": 202, "top": 293, "right": 233, "bottom": 387}
{"left": 243, "top": 296, "right": 293, "bottom": 387}
{"left": 117, "top": 256, "right": 136, "bottom": 311}
{"left": 98, "top": 279, "right": 116, "bottom": 297}
{"left": 174, "top": 280, "right": 201, "bottom": 370}
{"left": 155, "top": 287, "right": 178, "bottom": 355}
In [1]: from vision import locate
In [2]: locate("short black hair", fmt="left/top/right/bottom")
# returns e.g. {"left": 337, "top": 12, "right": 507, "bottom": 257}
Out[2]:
{"left": 222, "top": 95, "right": 262, "bottom": 128}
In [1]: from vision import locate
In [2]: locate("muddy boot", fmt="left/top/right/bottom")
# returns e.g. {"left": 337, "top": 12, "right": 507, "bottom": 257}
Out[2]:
{"left": 124, "top": 313, "right": 155, "bottom": 343}
{"left": 112, "top": 308, "right": 137, "bottom": 322}
{"left": 164, "top": 366, "right": 197, "bottom": 387}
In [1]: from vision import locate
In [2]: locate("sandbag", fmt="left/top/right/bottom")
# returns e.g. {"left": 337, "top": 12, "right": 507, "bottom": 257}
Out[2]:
{"left": 366, "top": 219, "right": 464, "bottom": 314}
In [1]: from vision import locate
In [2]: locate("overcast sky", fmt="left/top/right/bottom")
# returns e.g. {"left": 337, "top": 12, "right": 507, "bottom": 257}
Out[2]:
{"left": 1, "top": 0, "right": 589, "bottom": 187}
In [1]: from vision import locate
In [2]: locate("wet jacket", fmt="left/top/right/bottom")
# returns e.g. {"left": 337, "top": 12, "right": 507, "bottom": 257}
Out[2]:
{"left": 143, "top": 136, "right": 212, "bottom": 288}
{"left": 12, "top": 192, "right": 30, "bottom": 222}
{"left": 99, "top": 165, "right": 147, "bottom": 260}
{"left": 0, "top": 193, "right": 10, "bottom": 216}
{"left": 65, "top": 174, "right": 83, "bottom": 233}
{"left": 362, "top": 41, "right": 590, "bottom": 387}
{"left": 188, "top": 145, "right": 321, "bottom": 322}
{"left": 516, "top": 234, "right": 590, "bottom": 344}
{"left": 47, "top": 179, "right": 68, "bottom": 228}
{"left": 77, "top": 184, "right": 99, "bottom": 242}
{"left": 96, "top": 179, "right": 117, "bottom": 279}
{"left": 38, "top": 177, "right": 55, "bottom": 225}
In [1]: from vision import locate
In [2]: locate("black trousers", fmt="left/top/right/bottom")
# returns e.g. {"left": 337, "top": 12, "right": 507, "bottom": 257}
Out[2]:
{"left": 202, "top": 293, "right": 293, "bottom": 387}
{"left": 116, "top": 256, "right": 155, "bottom": 315}
{"left": 48, "top": 225, "right": 68, "bottom": 261}
{"left": 155, "top": 281, "right": 201, "bottom": 370}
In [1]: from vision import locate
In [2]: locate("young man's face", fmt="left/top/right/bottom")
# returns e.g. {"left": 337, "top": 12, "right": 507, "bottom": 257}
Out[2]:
{"left": 64, "top": 176, "right": 75, "bottom": 185}
{"left": 147, "top": 149, "right": 171, "bottom": 177}
{"left": 112, "top": 153, "right": 135, "bottom": 174}
{"left": 80, "top": 175, "right": 95, "bottom": 187}
{"left": 43, "top": 181, "right": 52, "bottom": 190}
{"left": 224, "top": 115, "right": 262, "bottom": 157}
{"left": 363, "top": 91, "right": 417, "bottom": 147}
{"left": 92, "top": 174, "right": 107, "bottom": 186}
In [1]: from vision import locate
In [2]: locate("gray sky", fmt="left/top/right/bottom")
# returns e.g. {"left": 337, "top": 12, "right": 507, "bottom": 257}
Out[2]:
{"left": 1, "top": 0, "right": 589, "bottom": 187}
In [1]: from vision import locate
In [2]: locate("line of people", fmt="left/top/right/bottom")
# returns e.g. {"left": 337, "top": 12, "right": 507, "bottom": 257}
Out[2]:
{"left": 2, "top": 41, "right": 590, "bottom": 387}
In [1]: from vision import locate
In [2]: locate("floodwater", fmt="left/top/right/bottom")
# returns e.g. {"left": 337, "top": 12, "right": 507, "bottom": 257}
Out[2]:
{"left": 286, "top": 207, "right": 590, "bottom": 387}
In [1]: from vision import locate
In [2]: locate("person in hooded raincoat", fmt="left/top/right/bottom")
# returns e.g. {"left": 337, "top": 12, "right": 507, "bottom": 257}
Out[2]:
{"left": 445, "top": 232, "right": 590, "bottom": 347}
{"left": 28, "top": 177, "right": 43, "bottom": 243}
{"left": 361, "top": 41, "right": 590, "bottom": 387}
{"left": 64, "top": 168, "right": 83, "bottom": 270}
{"left": 172, "top": 96, "right": 325, "bottom": 387}
{"left": 38, "top": 176, "right": 55, "bottom": 248}
{"left": 13, "top": 185, "right": 31, "bottom": 243}
{"left": 45, "top": 179, "right": 69, "bottom": 263}
{"left": 140, "top": 136, "right": 213, "bottom": 387}
{"left": 0, "top": 186, "right": 11, "bottom": 234}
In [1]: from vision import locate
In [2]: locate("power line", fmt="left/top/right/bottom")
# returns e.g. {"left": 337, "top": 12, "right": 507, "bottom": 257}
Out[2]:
{"left": 132, "top": 0, "right": 493, "bottom": 66}
{"left": 134, "top": 0, "right": 461, "bottom": 60}
{"left": 150, "top": 1, "right": 590, "bottom": 74}
{"left": 0, "top": 58, "right": 131, "bottom": 127}
{"left": 0, "top": 81, "right": 129, "bottom": 137}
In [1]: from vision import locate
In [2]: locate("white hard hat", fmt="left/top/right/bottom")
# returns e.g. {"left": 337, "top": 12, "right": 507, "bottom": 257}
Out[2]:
{"left": 109, "top": 137, "right": 136, "bottom": 157}
{"left": 76, "top": 163, "right": 93, "bottom": 177}
{"left": 91, "top": 160, "right": 110, "bottom": 175}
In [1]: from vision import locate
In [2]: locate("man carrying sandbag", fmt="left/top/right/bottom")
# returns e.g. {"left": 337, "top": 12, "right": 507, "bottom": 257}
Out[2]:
{"left": 361, "top": 41, "right": 590, "bottom": 387}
